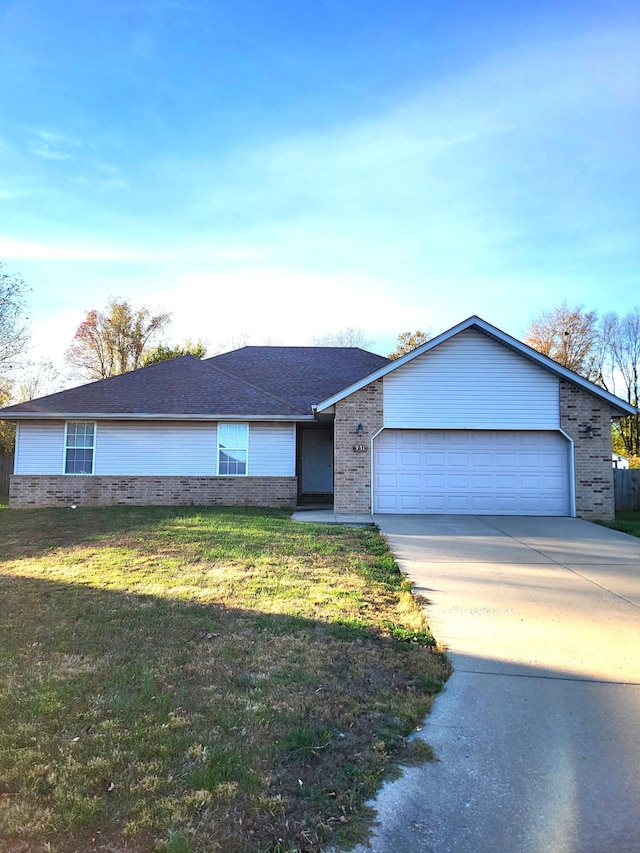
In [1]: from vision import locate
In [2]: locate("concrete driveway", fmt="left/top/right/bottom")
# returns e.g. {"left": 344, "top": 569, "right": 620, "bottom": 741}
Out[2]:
{"left": 350, "top": 515, "right": 640, "bottom": 853}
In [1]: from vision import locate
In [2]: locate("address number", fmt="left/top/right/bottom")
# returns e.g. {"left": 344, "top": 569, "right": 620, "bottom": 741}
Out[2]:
{"left": 353, "top": 444, "right": 368, "bottom": 452}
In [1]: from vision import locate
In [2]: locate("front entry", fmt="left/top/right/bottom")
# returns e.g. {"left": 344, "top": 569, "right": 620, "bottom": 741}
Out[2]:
{"left": 297, "top": 426, "right": 334, "bottom": 504}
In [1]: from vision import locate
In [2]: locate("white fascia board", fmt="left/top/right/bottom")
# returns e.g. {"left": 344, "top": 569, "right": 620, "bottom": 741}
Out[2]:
{"left": 0, "top": 413, "right": 316, "bottom": 422}
{"left": 315, "top": 315, "right": 639, "bottom": 416}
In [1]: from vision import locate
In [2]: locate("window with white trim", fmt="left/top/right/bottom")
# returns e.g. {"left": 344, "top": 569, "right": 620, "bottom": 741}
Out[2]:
{"left": 218, "top": 423, "right": 248, "bottom": 475}
{"left": 65, "top": 421, "right": 96, "bottom": 474}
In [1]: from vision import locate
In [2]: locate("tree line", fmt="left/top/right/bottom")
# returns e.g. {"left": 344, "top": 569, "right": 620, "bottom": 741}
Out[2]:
{"left": 1, "top": 262, "right": 638, "bottom": 460}
{"left": 523, "top": 303, "right": 640, "bottom": 459}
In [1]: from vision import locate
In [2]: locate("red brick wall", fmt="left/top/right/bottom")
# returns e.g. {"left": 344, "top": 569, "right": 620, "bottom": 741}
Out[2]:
{"left": 560, "top": 380, "right": 616, "bottom": 520}
{"left": 9, "top": 476, "right": 297, "bottom": 509}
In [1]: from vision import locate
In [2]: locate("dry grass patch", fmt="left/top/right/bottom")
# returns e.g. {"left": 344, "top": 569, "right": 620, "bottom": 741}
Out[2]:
{"left": 0, "top": 506, "right": 450, "bottom": 853}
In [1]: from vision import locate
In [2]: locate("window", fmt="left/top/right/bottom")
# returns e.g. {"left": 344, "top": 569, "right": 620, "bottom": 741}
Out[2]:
{"left": 218, "top": 423, "right": 248, "bottom": 475}
{"left": 65, "top": 421, "right": 96, "bottom": 474}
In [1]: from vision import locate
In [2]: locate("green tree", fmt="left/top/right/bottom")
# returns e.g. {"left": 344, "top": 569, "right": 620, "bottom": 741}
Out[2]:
{"left": 141, "top": 340, "right": 207, "bottom": 367}
{"left": 65, "top": 298, "right": 171, "bottom": 380}
{"left": 388, "top": 330, "right": 431, "bottom": 360}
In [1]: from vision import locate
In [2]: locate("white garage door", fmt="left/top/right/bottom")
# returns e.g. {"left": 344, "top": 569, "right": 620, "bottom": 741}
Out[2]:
{"left": 373, "top": 430, "right": 571, "bottom": 515}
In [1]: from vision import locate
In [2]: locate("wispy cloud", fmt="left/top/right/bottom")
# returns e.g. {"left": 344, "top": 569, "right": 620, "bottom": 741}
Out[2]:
{"left": 27, "top": 129, "right": 82, "bottom": 161}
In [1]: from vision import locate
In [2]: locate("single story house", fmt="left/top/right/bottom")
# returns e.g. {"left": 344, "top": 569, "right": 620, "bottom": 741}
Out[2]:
{"left": 1, "top": 316, "right": 637, "bottom": 520}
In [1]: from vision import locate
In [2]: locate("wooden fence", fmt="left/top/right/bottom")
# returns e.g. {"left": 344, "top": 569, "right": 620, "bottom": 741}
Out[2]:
{"left": 613, "top": 469, "right": 640, "bottom": 512}
{"left": 0, "top": 454, "right": 13, "bottom": 496}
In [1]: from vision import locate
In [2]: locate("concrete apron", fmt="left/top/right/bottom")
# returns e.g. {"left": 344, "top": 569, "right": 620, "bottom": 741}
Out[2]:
{"left": 347, "top": 515, "right": 640, "bottom": 853}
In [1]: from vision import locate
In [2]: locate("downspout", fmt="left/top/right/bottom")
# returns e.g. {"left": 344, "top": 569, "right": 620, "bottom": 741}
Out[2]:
{"left": 559, "top": 428, "right": 576, "bottom": 518}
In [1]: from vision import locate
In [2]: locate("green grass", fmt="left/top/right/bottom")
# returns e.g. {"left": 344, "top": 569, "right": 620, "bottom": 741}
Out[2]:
{"left": 598, "top": 510, "right": 640, "bottom": 538}
{"left": 0, "top": 506, "right": 450, "bottom": 853}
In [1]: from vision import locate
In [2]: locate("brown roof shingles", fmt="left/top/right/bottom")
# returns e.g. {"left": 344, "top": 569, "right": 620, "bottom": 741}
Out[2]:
{"left": 0, "top": 347, "right": 390, "bottom": 419}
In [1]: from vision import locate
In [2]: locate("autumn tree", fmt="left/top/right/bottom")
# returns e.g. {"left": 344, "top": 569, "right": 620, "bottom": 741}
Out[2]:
{"left": 142, "top": 340, "right": 207, "bottom": 366}
{"left": 388, "top": 330, "right": 431, "bottom": 360}
{"left": 65, "top": 298, "right": 170, "bottom": 380}
{"left": 523, "top": 303, "right": 600, "bottom": 379}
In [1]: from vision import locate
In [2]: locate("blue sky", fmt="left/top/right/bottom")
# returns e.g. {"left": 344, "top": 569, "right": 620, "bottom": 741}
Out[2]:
{"left": 1, "top": 0, "right": 639, "bottom": 374}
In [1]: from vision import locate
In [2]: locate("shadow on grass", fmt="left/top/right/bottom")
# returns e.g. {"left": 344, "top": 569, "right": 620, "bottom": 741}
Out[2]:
{"left": 0, "top": 571, "right": 449, "bottom": 853}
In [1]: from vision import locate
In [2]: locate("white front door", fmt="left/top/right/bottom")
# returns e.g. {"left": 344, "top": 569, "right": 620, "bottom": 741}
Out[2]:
{"left": 373, "top": 430, "right": 571, "bottom": 515}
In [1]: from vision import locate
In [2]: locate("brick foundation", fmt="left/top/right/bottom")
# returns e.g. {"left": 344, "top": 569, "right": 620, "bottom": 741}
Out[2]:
{"left": 560, "top": 380, "right": 616, "bottom": 521}
{"left": 9, "top": 475, "right": 297, "bottom": 509}
{"left": 333, "top": 380, "right": 384, "bottom": 513}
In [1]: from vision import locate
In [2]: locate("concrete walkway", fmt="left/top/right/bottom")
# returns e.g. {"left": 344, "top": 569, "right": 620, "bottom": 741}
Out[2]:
{"left": 291, "top": 508, "right": 375, "bottom": 525}
{"left": 348, "top": 515, "right": 640, "bottom": 853}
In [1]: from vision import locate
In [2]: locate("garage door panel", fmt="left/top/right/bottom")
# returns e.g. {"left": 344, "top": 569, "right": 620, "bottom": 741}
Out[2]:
{"left": 374, "top": 430, "right": 570, "bottom": 516}
{"left": 399, "top": 473, "right": 421, "bottom": 488}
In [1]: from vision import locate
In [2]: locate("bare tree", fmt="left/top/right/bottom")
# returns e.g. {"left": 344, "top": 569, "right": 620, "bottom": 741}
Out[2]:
{"left": 524, "top": 302, "right": 600, "bottom": 380}
{"left": 312, "top": 327, "right": 372, "bottom": 348}
{"left": 0, "top": 262, "right": 30, "bottom": 374}
{"left": 388, "top": 330, "right": 431, "bottom": 360}
{"left": 65, "top": 298, "right": 171, "bottom": 380}
{"left": 602, "top": 309, "right": 640, "bottom": 456}
{"left": 0, "top": 377, "right": 15, "bottom": 454}
{"left": 18, "top": 360, "right": 62, "bottom": 401}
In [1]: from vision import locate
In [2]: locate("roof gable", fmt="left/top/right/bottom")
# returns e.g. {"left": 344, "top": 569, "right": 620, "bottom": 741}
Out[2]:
{"left": 315, "top": 316, "right": 638, "bottom": 417}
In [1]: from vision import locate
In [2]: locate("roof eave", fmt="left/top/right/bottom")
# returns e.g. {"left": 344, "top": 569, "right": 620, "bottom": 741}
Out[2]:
{"left": 0, "top": 412, "right": 316, "bottom": 422}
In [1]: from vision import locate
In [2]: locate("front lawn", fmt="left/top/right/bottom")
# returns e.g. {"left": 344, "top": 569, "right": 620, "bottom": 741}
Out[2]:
{"left": 599, "top": 510, "right": 640, "bottom": 538}
{"left": 0, "top": 506, "right": 450, "bottom": 853}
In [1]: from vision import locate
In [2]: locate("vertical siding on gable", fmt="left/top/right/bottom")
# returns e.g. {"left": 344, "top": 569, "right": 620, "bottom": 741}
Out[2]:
{"left": 249, "top": 423, "right": 296, "bottom": 476}
{"left": 14, "top": 421, "right": 65, "bottom": 474}
{"left": 384, "top": 328, "right": 560, "bottom": 429}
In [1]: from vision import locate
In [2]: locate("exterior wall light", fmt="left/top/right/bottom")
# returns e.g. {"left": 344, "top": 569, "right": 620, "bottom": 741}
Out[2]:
{"left": 356, "top": 423, "right": 364, "bottom": 437}
{"left": 585, "top": 424, "right": 594, "bottom": 438}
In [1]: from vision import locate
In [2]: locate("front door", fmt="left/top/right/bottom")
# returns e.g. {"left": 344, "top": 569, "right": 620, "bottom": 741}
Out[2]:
{"left": 298, "top": 427, "right": 333, "bottom": 503}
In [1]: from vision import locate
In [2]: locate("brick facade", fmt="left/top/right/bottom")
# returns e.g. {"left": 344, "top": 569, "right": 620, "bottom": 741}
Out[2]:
{"left": 9, "top": 475, "right": 297, "bottom": 509}
{"left": 560, "top": 380, "right": 616, "bottom": 520}
{"left": 333, "top": 380, "right": 384, "bottom": 513}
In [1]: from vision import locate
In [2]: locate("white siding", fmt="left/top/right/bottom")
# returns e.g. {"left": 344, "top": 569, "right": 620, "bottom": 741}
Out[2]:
{"left": 97, "top": 421, "right": 295, "bottom": 476}
{"left": 249, "top": 423, "right": 296, "bottom": 476}
{"left": 96, "top": 422, "right": 217, "bottom": 475}
{"left": 14, "top": 421, "right": 65, "bottom": 474}
{"left": 14, "top": 421, "right": 297, "bottom": 477}
{"left": 384, "top": 328, "right": 560, "bottom": 429}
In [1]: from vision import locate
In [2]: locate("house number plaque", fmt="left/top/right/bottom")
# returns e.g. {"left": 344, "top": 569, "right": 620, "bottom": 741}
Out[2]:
{"left": 353, "top": 444, "right": 367, "bottom": 452}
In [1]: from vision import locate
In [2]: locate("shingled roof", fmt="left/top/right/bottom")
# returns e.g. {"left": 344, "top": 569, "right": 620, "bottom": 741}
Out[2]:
{"left": 206, "top": 346, "right": 390, "bottom": 414}
{"left": 0, "top": 347, "right": 390, "bottom": 420}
